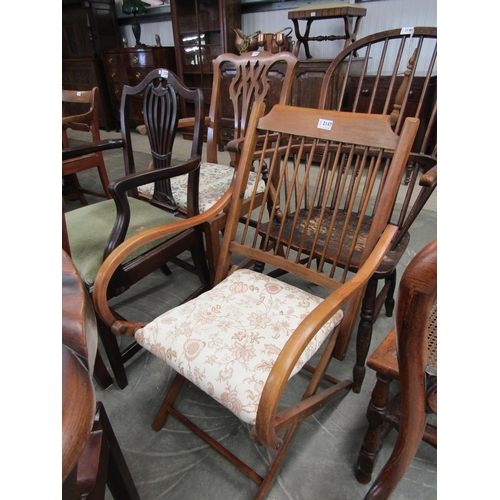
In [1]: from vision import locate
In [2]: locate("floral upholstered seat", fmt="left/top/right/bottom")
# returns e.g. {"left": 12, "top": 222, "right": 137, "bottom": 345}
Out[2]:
{"left": 138, "top": 162, "right": 266, "bottom": 213}
{"left": 135, "top": 268, "right": 343, "bottom": 425}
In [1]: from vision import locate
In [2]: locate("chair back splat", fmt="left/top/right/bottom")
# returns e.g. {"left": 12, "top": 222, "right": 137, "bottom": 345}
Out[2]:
{"left": 317, "top": 26, "right": 437, "bottom": 391}
{"left": 93, "top": 101, "right": 419, "bottom": 499}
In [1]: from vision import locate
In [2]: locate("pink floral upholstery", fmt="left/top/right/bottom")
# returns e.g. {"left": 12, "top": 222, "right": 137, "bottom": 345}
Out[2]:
{"left": 138, "top": 162, "right": 265, "bottom": 213}
{"left": 135, "top": 269, "right": 343, "bottom": 425}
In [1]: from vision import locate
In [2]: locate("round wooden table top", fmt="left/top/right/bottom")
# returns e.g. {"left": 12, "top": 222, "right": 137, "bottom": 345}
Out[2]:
{"left": 62, "top": 250, "right": 97, "bottom": 482}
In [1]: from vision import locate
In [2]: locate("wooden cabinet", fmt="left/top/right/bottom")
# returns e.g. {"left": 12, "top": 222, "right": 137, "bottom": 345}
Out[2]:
{"left": 170, "top": 0, "right": 241, "bottom": 118}
{"left": 62, "top": 0, "right": 122, "bottom": 131}
{"left": 102, "top": 47, "right": 177, "bottom": 129}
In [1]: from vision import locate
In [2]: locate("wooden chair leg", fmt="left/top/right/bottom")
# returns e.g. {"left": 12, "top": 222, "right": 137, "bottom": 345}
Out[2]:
{"left": 353, "top": 277, "right": 378, "bottom": 393}
{"left": 152, "top": 372, "right": 186, "bottom": 431}
{"left": 97, "top": 318, "right": 129, "bottom": 390}
{"left": 355, "top": 373, "right": 393, "bottom": 484}
{"left": 93, "top": 348, "right": 114, "bottom": 389}
{"left": 384, "top": 269, "right": 397, "bottom": 318}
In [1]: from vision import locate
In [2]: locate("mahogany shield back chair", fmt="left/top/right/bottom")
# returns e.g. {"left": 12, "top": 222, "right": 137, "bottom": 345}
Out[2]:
{"left": 355, "top": 239, "right": 437, "bottom": 500}
{"left": 138, "top": 51, "right": 299, "bottom": 284}
{"left": 317, "top": 26, "right": 437, "bottom": 392}
{"left": 63, "top": 68, "right": 210, "bottom": 389}
{"left": 92, "top": 102, "right": 419, "bottom": 499}
{"left": 63, "top": 87, "right": 112, "bottom": 206}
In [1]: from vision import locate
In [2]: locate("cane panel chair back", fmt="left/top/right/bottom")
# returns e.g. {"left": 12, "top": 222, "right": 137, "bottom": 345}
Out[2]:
{"left": 62, "top": 87, "right": 112, "bottom": 205}
{"left": 92, "top": 102, "right": 419, "bottom": 499}
{"left": 63, "top": 69, "right": 209, "bottom": 389}
{"left": 317, "top": 27, "right": 437, "bottom": 390}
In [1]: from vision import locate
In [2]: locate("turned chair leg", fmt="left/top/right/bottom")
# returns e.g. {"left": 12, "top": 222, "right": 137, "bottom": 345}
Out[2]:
{"left": 384, "top": 269, "right": 397, "bottom": 318}
{"left": 353, "top": 277, "right": 378, "bottom": 393}
{"left": 355, "top": 372, "right": 393, "bottom": 484}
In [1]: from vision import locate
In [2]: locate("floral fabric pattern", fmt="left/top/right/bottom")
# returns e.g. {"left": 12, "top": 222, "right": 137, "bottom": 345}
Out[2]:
{"left": 135, "top": 269, "right": 343, "bottom": 425}
{"left": 138, "top": 162, "right": 265, "bottom": 213}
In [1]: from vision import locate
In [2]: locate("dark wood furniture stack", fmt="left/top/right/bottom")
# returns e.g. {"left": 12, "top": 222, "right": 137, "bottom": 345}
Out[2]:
{"left": 62, "top": 0, "right": 122, "bottom": 131}
{"left": 102, "top": 47, "right": 177, "bottom": 129}
{"left": 355, "top": 239, "right": 437, "bottom": 499}
{"left": 62, "top": 250, "right": 140, "bottom": 499}
{"left": 92, "top": 103, "right": 420, "bottom": 500}
{"left": 169, "top": 0, "right": 241, "bottom": 122}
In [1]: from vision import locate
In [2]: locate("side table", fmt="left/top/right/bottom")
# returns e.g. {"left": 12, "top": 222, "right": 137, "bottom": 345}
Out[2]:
{"left": 288, "top": 2, "right": 367, "bottom": 59}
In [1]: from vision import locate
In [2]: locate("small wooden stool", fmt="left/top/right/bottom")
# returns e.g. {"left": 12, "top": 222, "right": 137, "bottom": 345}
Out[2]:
{"left": 288, "top": 2, "right": 366, "bottom": 59}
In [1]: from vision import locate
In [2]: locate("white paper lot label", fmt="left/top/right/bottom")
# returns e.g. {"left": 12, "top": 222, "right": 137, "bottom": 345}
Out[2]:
{"left": 317, "top": 118, "right": 333, "bottom": 131}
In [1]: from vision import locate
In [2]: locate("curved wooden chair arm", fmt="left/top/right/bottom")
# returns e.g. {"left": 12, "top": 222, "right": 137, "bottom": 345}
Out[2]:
{"left": 253, "top": 224, "right": 398, "bottom": 451}
{"left": 420, "top": 165, "right": 437, "bottom": 188}
{"left": 92, "top": 189, "right": 234, "bottom": 333}
{"left": 62, "top": 138, "right": 124, "bottom": 161}
{"left": 103, "top": 155, "right": 204, "bottom": 259}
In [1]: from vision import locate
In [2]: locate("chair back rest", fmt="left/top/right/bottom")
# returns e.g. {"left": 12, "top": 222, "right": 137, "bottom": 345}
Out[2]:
{"left": 217, "top": 103, "right": 420, "bottom": 355}
{"left": 318, "top": 27, "right": 437, "bottom": 248}
{"left": 218, "top": 102, "right": 419, "bottom": 285}
{"left": 395, "top": 239, "right": 437, "bottom": 414}
{"left": 120, "top": 69, "right": 205, "bottom": 216}
{"left": 62, "top": 87, "right": 101, "bottom": 147}
{"left": 206, "top": 50, "right": 299, "bottom": 164}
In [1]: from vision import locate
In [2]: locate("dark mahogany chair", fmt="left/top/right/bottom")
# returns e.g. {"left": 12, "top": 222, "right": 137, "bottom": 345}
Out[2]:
{"left": 63, "top": 69, "right": 210, "bottom": 389}
{"left": 138, "top": 51, "right": 299, "bottom": 284}
{"left": 317, "top": 26, "right": 437, "bottom": 392}
{"left": 92, "top": 102, "right": 419, "bottom": 499}
{"left": 63, "top": 87, "right": 112, "bottom": 206}
{"left": 355, "top": 239, "right": 437, "bottom": 499}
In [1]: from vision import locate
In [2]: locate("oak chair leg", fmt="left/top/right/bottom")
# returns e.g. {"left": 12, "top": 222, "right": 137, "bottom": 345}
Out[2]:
{"left": 355, "top": 373, "right": 393, "bottom": 484}
{"left": 152, "top": 372, "right": 186, "bottom": 431}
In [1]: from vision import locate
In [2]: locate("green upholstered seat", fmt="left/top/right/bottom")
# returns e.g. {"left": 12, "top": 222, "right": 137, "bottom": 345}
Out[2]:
{"left": 66, "top": 197, "right": 180, "bottom": 286}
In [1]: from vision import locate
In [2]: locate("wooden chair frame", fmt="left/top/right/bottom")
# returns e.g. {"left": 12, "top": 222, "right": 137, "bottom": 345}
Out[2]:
{"left": 355, "top": 239, "right": 437, "bottom": 499}
{"left": 63, "top": 87, "right": 112, "bottom": 205}
{"left": 138, "top": 51, "right": 299, "bottom": 284}
{"left": 63, "top": 69, "right": 210, "bottom": 389}
{"left": 317, "top": 26, "right": 437, "bottom": 392}
{"left": 92, "top": 101, "right": 419, "bottom": 499}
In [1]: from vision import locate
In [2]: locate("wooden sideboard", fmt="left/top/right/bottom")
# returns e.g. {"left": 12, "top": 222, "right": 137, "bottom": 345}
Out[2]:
{"left": 102, "top": 47, "right": 177, "bottom": 130}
